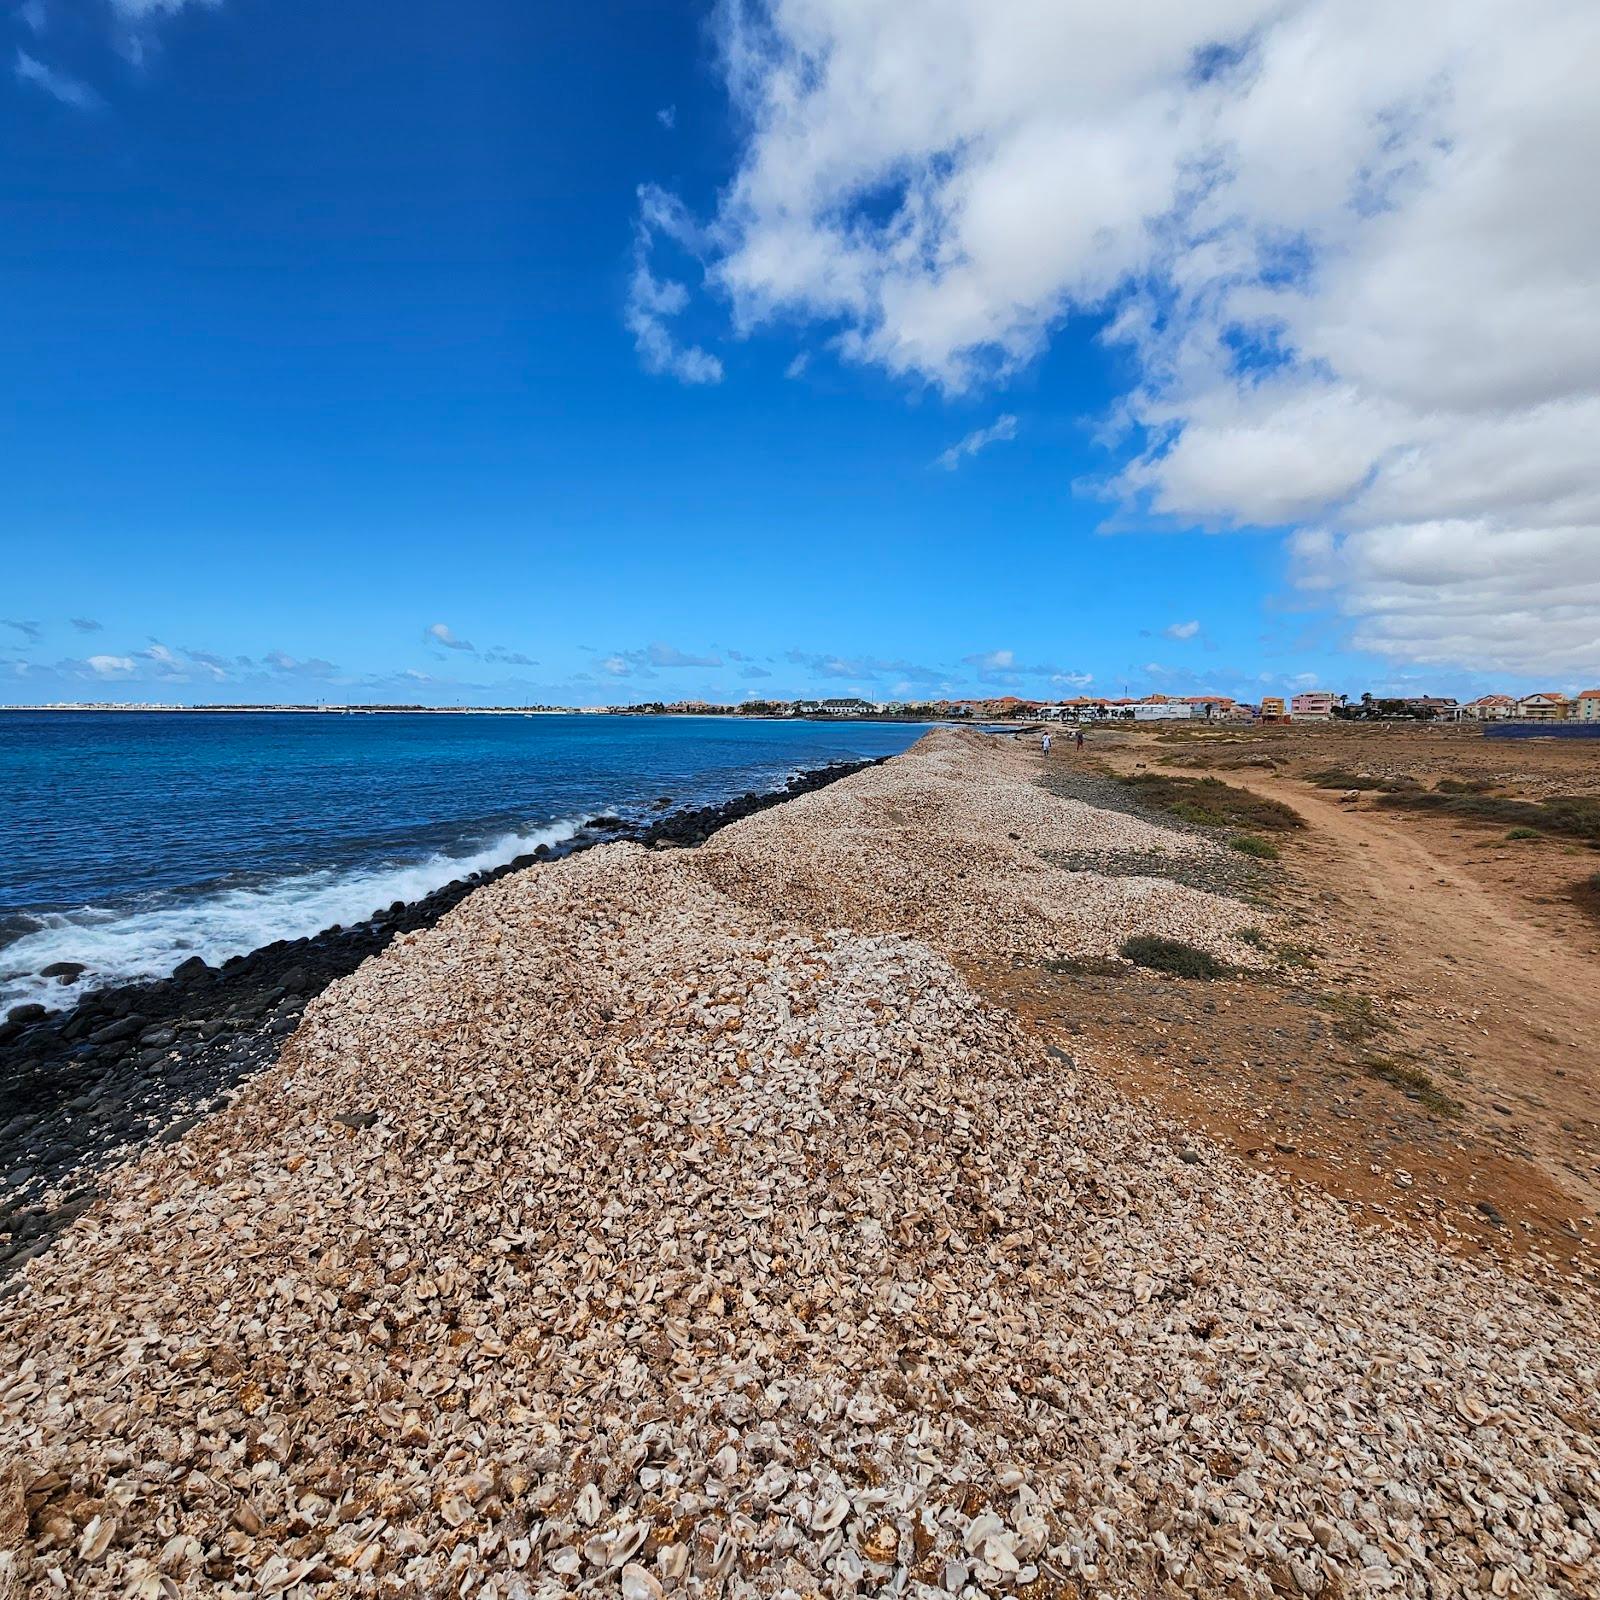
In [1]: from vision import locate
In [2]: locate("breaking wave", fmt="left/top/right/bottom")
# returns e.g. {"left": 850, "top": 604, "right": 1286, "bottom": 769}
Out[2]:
{"left": 0, "top": 817, "right": 583, "bottom": 1018}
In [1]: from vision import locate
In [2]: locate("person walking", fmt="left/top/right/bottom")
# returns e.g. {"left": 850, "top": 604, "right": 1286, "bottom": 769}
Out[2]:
{"left": 1041, "top": 730, "right": 1052, "bottom": 756}
{"left": 1075, "top": 729, "right": 1084, "bottom": 751}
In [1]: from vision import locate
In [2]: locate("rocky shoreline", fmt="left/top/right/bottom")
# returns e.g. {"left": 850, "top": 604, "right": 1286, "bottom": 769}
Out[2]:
{"left": 0, "top": 757, "right": 881, "bottom": 1280}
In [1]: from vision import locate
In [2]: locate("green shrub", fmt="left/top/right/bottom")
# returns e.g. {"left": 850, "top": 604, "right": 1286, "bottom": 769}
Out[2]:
{"left": 1228, "top": 833, "right": 1279, "bottom": 860}
{"left": 1119, "top": 774, "right": 1304, "bottom": 832}
{"left": 1504, "top": 826, "right": 1542, "bottom": 841}
{"left": 1436, "top": 776, "right": 1494, "bottom": 795}
{"left": 1237, "top": 926, "right": 1268, "bottom": 949}
{"left": 1119, "top": 936, "right": 1227, "bottom": 979}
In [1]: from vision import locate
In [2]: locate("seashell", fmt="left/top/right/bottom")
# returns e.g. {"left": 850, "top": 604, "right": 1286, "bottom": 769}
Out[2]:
{"left": 621, "top": 1561, "right": 664, "bottom": 1600}
{"left": 575, "top": 1483, "right": 603, "bottom": 1526}
{"left": 812, "top": 1492, "right": 850, "bottom": 1532}
{"left": 546, "top": 1546, "right": 581, "bottom": 1577}
{"left": 79, "top": 1516, "right": 117, "bottom": 1562}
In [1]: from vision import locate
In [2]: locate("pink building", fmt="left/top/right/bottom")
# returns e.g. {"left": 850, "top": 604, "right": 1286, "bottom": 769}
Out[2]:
{"left": 1290, "top": 691, "right": 1338, "bottom": 720}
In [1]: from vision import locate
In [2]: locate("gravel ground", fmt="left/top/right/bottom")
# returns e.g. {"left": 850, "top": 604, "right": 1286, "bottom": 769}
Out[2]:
{"left": 0, "top": 731, "right": 1595, "bottom": 1599}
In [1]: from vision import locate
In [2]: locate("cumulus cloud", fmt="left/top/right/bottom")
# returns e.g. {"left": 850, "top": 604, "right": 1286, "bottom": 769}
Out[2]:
{"left": 964, "top": 649, "right": 1014, "bottom": 673}
{"left": 84, "top": 654, "right": 135, "bottom": 677}
{"left": 640, "top": 641, "right": 721, "bottom": 669}
{"left": 665, "top": 0, "right": 1600, "bottom": 675}
{"left": 1164, "top": 620, "right": 1201, "bottom": 640}
{"left": 962, "top": 649, "right": 1094, "bottom": 687}
{"left": 70, "top": 617, "right": 103, "bottom": 633}
{"left": 263, "top": 650, "right": 338, "bottom": 678}
{"left": 784, "top": 649, "right": 944, "bottom": 686}
{"left": 626, "top": 187, "right": 724, "bottom": 385}
{"left": 14, "top": 49, "right": 104, "bottom": 110}
{"left": 937, "top": 415, "right": 1018, "bottom": 471}
{"left": 427, "top": 623, "right": 475, "bottom": 652}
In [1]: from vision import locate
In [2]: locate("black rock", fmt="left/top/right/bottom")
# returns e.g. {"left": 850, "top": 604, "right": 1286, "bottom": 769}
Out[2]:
{"left": 172, "top": 956, "right": 211, "bottom": 980}
{"left": 5, "top": 1003, "right": 46, "bottom": 1028}
{"left": 138, "top": 1026, "right": 177, "bottom": 1049}
{"left": 585, "top": 814, "right": 625, "bottom": 830}
{"left": 41, "top": 961, "right": 86, "bottom": 980}
{"left": 335, "top": 1109, "right": 380, "bottom": 1129}
{"left": 89, "top": 1015, "right": 142, "bottom": 1046}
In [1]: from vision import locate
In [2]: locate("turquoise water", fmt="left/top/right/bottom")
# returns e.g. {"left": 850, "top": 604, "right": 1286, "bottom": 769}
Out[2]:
{"left": 0, "top": 711, "right": 927, "bottom": 1012}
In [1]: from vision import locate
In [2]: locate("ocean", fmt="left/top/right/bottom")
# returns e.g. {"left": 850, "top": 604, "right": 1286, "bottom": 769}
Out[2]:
{"left": 1, "top": 711, "right": 928, "bottom": 1016}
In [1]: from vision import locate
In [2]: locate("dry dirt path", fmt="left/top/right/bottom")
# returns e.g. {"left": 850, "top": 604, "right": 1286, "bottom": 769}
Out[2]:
{"left": 1131, "top": 754, "right": 1600, "bottom": 1243}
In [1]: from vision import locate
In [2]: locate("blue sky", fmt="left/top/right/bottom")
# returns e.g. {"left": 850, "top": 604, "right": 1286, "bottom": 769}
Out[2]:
{"left": 5, "top": 0, "right": 1596, "bottom": 706}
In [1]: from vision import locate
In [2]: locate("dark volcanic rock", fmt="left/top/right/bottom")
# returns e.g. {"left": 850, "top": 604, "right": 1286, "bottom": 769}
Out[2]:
{"left": 6, "top": 1003, "right": 47, "bottom": 1029}
{"left": 41, "top": 961, "right": 87, "bottom": 981}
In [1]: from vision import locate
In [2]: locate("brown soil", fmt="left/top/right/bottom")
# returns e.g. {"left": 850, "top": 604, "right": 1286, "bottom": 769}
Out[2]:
{"left": 973, "top": 725, "right": 1600, "bottom": 1286}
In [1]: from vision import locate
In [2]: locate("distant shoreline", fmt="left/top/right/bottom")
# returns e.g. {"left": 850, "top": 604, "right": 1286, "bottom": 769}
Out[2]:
{"left": 0, "top": 705, "right": 952, "bottom": 723}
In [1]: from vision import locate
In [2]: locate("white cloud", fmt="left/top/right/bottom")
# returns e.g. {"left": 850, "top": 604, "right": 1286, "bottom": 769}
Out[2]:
{"left": 657, "top": 105, "right": 676, "bottom": 130}
{"left": 671, "top": 0, "right": 1600, "bottom": 676}
{"left": 1164, "top": 620, "right": 1200, "bottom": 640}
{"left": 640, "top": 642, "right": 721, "bottom": 668}
{"left": 109, "top": 0, "right": 219, "bottom": 14}
{"left": 626, "top": 187, "right": 724, "bottom": 385}
{"left": 965, "top": 649, "right": 1014, "bottom": 673}
{"left": 85, "top": 654, "right": 135, "bottom": 677}
{"left": 14, "top": 49, "right": 103, "bottom": 111}
{"left": 427, "top": 622, "right": 476, "bottom": 652}
{"left": 937, "top": 414, "right": 1018, "bottom": 471}
{"left": 784, "top": 352, "right": 810, "bottom": 380}
{"left": 600, "top": 655, "right": 631, "bottom": 677}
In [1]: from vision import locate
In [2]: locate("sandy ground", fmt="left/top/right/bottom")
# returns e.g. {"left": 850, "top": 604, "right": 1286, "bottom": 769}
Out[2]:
{"left": 1019, "top": 724, "right": 1600, "bottom": 1277}
{"left": 1, "top": 730, "right": 1596, "bottom": 1599}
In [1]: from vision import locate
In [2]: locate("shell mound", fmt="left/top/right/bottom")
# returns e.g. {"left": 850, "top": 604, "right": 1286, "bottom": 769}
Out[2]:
{"left": 1, "top": 734, "right": 1595, "bottom": 1598}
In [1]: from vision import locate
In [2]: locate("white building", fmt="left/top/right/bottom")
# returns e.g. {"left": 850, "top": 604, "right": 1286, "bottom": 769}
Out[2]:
{"left": 1131, "top": 701, "right": 1194, "bottom": 721}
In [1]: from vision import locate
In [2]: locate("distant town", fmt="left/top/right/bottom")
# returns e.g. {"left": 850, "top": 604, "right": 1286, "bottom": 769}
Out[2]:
{"left": 9, "top": 689, "right": 1600, "bottom": 723}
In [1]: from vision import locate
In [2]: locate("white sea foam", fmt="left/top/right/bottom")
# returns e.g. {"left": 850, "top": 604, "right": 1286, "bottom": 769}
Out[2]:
{"left": 0, "top": 817, "right": 583, "bottom": 1018}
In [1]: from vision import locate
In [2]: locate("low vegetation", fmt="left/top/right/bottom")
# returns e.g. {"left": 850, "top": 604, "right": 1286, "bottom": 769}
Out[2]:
{"left": 1435, "top": 776, "right": 1495, "bottom": 795}
{"left": 1376, "top": 789, "right": 1600, "bottom": 843}
{"left": 1571, "top": 871, "right": 1600, "bottom": 922}
{"left": 1237, "top": 926, "right": 1268, "bottom": 949}
{"left": 1504, "top": 826, "right": 1543, "bottom": 841}
{"left": 1042, "top": 954, "right": 1124, "bottom": 978}
{"left": 1119, "top": 935, "right": 1228, "bottom": 979}
{"left": 1119, "top": 773, "right": 1304, "bottom": 833}
{"left": 1317, "top": 989, "right": 1391, "bottom": 1045}
{"left": 1308, "top": 769, "right": 1422, "bottom": 793}
{"left": 1228, "top": 833, "right": 1279, "bottom": 860}
{"left": 1363, "top": 1054, "right": 1463, "bottom": 1117}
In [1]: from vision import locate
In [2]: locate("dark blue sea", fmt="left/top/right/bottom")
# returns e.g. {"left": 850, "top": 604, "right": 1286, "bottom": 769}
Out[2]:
{"left": 0, "top": 711, "right": 928, "bottom": 1015}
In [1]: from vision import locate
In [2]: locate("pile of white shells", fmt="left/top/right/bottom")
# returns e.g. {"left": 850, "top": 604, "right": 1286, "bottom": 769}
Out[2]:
{"left": 698, "top": 733, "right": 1264, "bottom": 966}
{"left": 1, "top": 731, "right": 1595, "bottom": 1598}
